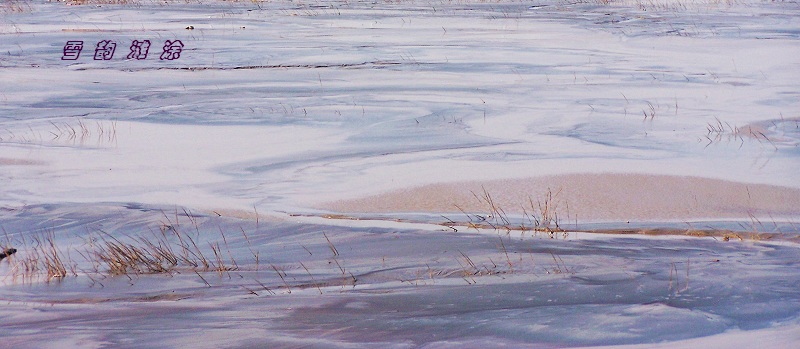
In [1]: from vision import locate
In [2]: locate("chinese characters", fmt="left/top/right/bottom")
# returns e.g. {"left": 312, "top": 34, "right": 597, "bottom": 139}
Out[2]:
{"left": 127, "top": 40, "right": 151, "bottom": 60}
{"left": 61, "top": 39, "right": 184, "bottom": 61}
{"left": 160, "top": 40, "right": 184, "bottom": 60}
{"left": 94, "top": 40, "right": 116, "bottom": 60}
{"left": 62, "top": 41, "right": 83, "bottom": 60}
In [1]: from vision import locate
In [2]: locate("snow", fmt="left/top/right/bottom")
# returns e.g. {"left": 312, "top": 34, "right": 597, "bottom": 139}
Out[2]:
{"left": 1, "top": 0, "right": 799, "bottom": 347}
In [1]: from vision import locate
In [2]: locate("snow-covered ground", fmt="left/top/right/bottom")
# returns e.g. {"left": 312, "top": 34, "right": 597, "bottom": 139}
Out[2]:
{"left": 1, "top": 0, "right": 799, "bottom": 347}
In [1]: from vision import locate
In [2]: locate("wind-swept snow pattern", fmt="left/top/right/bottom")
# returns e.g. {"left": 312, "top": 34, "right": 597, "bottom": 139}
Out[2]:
{"left": 1, "top": 1, "right": 799, "bottom": 348}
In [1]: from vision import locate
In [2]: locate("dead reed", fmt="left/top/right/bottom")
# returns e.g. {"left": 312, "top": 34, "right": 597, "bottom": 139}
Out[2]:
{"left": 0, "top": 119, "right": 117, "bottom": 147}
{"left": 459, "top": 187, "right": 567, "bottom": 236}
{"left": 703, "top": 117, "right": 777, "bottom": 150}
{"left": 3, "top": 230, "right": 76, "bottom": 283}
{"left": 3, "top": 219, "right": 248, "bottom": 284}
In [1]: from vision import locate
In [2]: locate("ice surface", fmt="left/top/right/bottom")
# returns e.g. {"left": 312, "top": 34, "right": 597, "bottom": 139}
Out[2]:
{"left": 1, "top": 0, "right": 799, "bottom": 347}
{"left": 1, "top": 203, "right": 800, "bottom": 348}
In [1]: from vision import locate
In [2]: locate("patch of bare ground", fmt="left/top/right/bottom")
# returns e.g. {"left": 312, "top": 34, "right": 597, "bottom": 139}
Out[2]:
{"left": 321, "top": 173, "right": 800, "bottom": 222}
{"left": 0, "top": 158, "right": 44, "bottom": 166}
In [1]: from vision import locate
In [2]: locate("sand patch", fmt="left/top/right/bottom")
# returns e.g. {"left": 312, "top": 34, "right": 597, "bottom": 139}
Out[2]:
{"left": 321, "top": 173, "right": 800, "bottom": 222}
{"left": 0, "top": 158, "right": 44, "bottom": 166}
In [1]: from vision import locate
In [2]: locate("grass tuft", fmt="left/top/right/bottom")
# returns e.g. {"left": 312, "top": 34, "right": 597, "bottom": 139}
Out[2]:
{"left": 459, "top": 187, "right": 567, "bottom": 236}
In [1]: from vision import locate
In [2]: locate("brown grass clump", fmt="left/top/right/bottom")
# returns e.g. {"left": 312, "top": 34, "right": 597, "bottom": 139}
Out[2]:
{"left": 4, "top": 231, "right": 76, "bottom": 283}
{"left": 90, "top": 230, "right": 181, "bottom": 276}
{"left": 83, "top": 223, "right": 242, "bottom": 278}
{"left": 453, "top": 187, "right": 568, "bottom": 237}
{"left": 2, "top": 218, "right": 246, "bottom": 285}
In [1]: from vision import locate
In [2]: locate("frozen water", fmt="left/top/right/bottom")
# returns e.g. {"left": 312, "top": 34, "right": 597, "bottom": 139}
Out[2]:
{"left": 1, "top": 0, "right": 799, "bottom": 347}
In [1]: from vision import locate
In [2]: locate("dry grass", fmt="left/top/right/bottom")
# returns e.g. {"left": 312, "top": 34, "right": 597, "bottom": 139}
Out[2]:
{"left": 3, "top": 218, "right": 245, "bottom": 284}
{"left": 0, "top": 119, "right": 117, "bottom": 147}
{"left": 1, "top": 0, "right": 31, "bottom": 13}
{"left": 455, "top": 187, "right": 568, "bottom": 237}
{"left": 89, "top": 229, "right": 181, "bottom": 276}
{"left": 668, "top": 258, "right": 690, "bottom": 294}
{"left": 400, "top": 240, "right": 574, "bottom": 286}
{"left": 3, "top": 230, "right": 76, "bottom": 283}
{"left": 446, "top": 185, "right": 797, "bottom": 242}
{"left": 3, "top": 200, "right": 793, "bottom": 293}
{"left": 2, "top": 216, "right": 363, "bottom": 295}
{"left": 703, "top": 117, "right": 777, "bottom": 150}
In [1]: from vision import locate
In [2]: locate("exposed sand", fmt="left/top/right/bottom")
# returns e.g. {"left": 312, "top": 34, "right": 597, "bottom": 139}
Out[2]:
{"left": 321, "top": 173, "right": 800, "bottom": 222}
{"left": 0, "top": 158, "right": 43, "bottom": 166}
